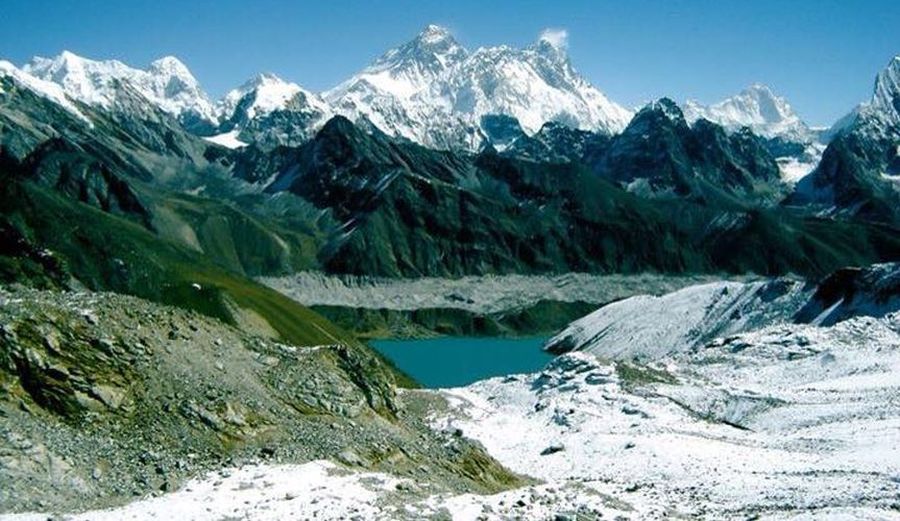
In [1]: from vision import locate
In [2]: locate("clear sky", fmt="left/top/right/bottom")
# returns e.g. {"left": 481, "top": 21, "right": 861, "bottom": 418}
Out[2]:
{"left": 2, "top": 0, "right": 898, "bottom": 126}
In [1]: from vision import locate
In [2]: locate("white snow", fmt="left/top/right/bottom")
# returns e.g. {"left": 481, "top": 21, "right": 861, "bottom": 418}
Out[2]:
{"left": 776, "top": 142, "right": 826, "bottom": 183}
{"left": 1, "top": 461, "right": 404, "bottom": 521}
{"left": 434, "top": 309, "right": 900, "bottom": 518}
{"left": 221, "top": 73, "right": 301, "bottom": 120}
{"left": 546, "top": 278, "right": 810, "bottom": 359}
{"left": 216, "top": 73, "right": 332, "bottom": 139}
{"left": 0, "top": 60, "right": 92, "bottom": 125}
{"left": 324, "top": 25, "right": 632, "bottom": 150}
{"left": 23, "top": 51, "right": 218, "bottom": 125}
{"left": 203, "top": 129, "right": 247, "bottom": 149}
{"left": 683, "top": 84, "right": 815, "bottom": 143}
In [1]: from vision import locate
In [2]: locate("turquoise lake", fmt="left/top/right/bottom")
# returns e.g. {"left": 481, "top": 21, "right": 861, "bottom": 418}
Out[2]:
{"left": 370, "top": 336, "right": 554, "bottom": 388}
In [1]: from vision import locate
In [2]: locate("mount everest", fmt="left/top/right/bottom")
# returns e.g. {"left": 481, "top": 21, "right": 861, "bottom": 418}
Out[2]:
{"left": 4, "top": 25, "right": 827, "bottom": 158}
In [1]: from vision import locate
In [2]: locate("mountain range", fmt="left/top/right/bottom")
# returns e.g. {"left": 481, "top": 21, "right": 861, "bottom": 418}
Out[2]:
{"left": 4, "top": 26, "right": 823, "bottom": 155}
{"left": 0, "top": 25, "right": 898, "bottom": 287}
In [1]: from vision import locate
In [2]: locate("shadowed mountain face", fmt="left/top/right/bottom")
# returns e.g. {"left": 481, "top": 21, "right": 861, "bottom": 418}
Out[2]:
{"left": 239, "top": 116, "right": 899, "bottom": 278}
{"left": 788, "top": 57, "right": 900, "bottom": 225}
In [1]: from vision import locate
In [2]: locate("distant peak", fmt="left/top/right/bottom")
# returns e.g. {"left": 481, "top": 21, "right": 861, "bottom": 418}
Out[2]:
{"left": 537, "top": 28, "right": 569, "bottom": 50}
{"left": 239, "top": 72, "right": 290, "bottom": 90}
{"left": 150, "top": 55, "right": 189, "bottom": 72}
{"left": 58, "top": 50, "right": 83, "bottom": 61}
{"left": 634, "top": 98, "right": 687, "bottom": 126}
{"left": 744, "top": 83, "right": 775, "bottom": 96}
{"left": 417, "top": 24, "right": 454, "bottom": 43}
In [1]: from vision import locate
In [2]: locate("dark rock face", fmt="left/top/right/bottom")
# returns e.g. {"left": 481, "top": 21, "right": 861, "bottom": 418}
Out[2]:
{"left": 789, "top": 129, "right": 900, "bottom": 225}
{"left": 593, "top": 100, "right": 784, "bottom": 204}
{"left": 794, "top": 263, "right": 900, "bottom": 325}
{"left": 787, "top": 57, "right": 900, "bottom": 225}
{"left": 247, "top": 116, "right": 900, "bottom": 278}
{"left": 22, "top": 138, "right": 152, "bottom": 225}
{"left": 499, "top": 100, "right": 786, "bottom": 206}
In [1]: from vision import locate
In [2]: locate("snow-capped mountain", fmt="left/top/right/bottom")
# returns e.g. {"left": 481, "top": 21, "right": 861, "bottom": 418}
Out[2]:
{"left": 683, "top": 85, "right": 824, "bottom": 183}
{"left": 448, "top": 35, "right": 632, "bottom": 135}
{"left": 790, "top": 55, "right": 900, "bottom": 224}
{"left": 0, "top": 60, "right": 92, "bottom": 125}
{"left": 214, "top": 73, "right": 332, "bottom": 148}
{"left": 325, "top": 25, "right": 632, "bottom": 150}
{"left": 682, "top": 84, "right": 813, "bottom": 142}
{"left": 23, "top": 51, "right": 218, "bottom": 132}
{"left": 830, "top": 55, "right": 900, "bottom": 139}
{"left": 219, "top": 73, "right": 327, "bottom": 123}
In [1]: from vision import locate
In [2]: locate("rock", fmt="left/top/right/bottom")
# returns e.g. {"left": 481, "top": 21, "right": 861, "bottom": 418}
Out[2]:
{"left": 42, "top": 332, "right": 62, "bottom": 354}
{"left": 337, "top": 450, "right": 365, "bottom": 466}
{"left": 90, "top": 385, "right": 125, "bottom": 410}
{"left": 80, "top": 310, "right": 99, "bottom": 325}
{"left": 540, "top": 444, "right": 565, "bottom": 456}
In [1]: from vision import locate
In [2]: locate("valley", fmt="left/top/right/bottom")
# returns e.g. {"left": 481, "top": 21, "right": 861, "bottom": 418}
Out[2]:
{"left": 0, "top": 14, "right": 899, "bottom": 521}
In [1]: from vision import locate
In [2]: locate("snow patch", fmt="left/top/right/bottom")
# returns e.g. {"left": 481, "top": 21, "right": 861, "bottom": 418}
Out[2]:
{"left": 203, "top": 129, "right": 247, "bottom": 149}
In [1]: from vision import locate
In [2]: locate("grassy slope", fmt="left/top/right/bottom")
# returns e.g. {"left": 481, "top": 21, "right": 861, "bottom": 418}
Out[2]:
{"left": 1, "top": 175, "right": 355, "bottom": 348}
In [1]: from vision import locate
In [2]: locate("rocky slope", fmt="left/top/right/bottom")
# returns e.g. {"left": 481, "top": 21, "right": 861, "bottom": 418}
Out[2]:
{"left": 249, "top": 115, "right": 900, "bottom": 278}
{"left": 10, "top": 264, "right": 900, "bottom": 520}
{"left": 547, "top": 262, "right": 900, "bottom": 358}
{"left": 0, "top": 287, "right": 519, "bottom": 513}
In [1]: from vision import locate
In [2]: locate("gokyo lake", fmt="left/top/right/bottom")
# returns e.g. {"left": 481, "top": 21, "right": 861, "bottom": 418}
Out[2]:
{"left": 370, "top": 336, "right": 555, "bottom": 388}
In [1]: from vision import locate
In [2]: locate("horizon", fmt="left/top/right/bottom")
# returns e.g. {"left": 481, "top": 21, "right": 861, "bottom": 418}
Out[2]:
{"left": 2, "top": 0, "right": 899, "bottom": 127}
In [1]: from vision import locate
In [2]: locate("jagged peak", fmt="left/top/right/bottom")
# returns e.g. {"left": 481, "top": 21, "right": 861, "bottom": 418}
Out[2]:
{"left": 148, "top": 55, "right": 193, "bottom": 76}
{"left": 682, "top": 84, "right": 811, "bottom": 142}
{"left": 535, "top": 28, "right": 569, "bottom": 52}
{"left": 416, "top": 24, "right": 455, "bottom": 45}
{"left": 872, "top": 55, "right": 900, "bottom": 110}
{"left": 369, "top": 24, "right": 468, "bottom": 71}
{"left": 238, "top": 72, "right": 294, "bottom": 91}
{"left": 644, "top": 98, "right": 685, "bottom": 121}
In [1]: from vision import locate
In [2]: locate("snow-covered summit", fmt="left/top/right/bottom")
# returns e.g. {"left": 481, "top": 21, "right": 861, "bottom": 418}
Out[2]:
{"left": 213, "top": 72, "right": 333, "bottom": 148}
{"left": 23, "top": 50, "right": 218, "bottom": 128}
{"left": 872, "top": 55, "right": 900, "bottom": 120}
{"left": 220, "top": 72, "right": 325, "bottom": 121}
{"left": 683, "top": 84, "right": 813, "bottom": 142}
{"left": 325, "top": 25, "right": 632, "bottom": 150}
{"left": 0, "top": 59, "right": 92, "bottom": 125}
{"left": 836, "top": 55, "right": 900, "bottom": 139}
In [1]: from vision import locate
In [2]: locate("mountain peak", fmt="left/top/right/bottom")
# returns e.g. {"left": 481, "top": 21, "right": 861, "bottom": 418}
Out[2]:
{"left": 682, "top": 84, "right": 810, "bottom": 141}
{"left": 416, "top": 24, "right": 454, "bottom": 44}
{"left": 149, "top": 55, "right": 191, "bottom": 75}
{"left": 376, "top": 23, "right": 467, "bottom": 69}
{"left": 872, "top": 55, "right": 900, "bottom": 116}
{"left": 643, "top": 98, "right": 687, "bottom": 124}
{"left": 243, "top": 72, "right": 291, "bottom": 89}
{"left": 24, "top": 50, "right": 218, "bottom": 128}
{"left": 743, "top": 83, "right": 776, "bottom": 97}
{"left": 536, "top": 28, "right": 569, "bottom": 51}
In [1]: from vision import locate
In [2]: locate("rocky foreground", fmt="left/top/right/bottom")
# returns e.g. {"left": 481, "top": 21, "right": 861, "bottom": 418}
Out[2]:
{"left": 3, "top": 265, "right": 900, "bottom": 519}
{"left": 0, "top": 287, "right": 518, "bottom": 515}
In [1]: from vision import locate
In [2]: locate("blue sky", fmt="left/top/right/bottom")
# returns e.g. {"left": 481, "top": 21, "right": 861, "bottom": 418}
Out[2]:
{"left": 2, "top": 0, "right": 898, "bottom": 126}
